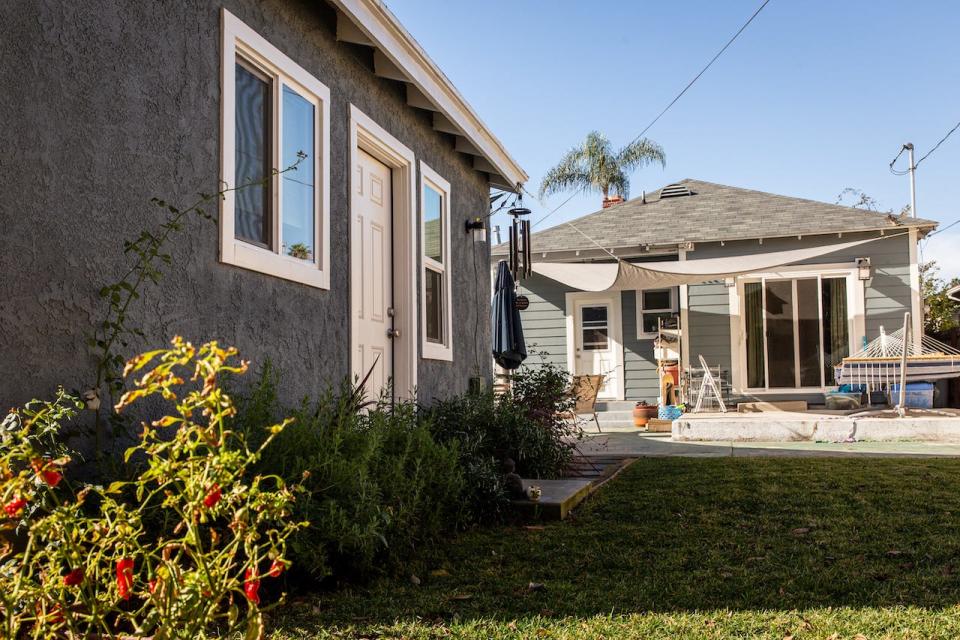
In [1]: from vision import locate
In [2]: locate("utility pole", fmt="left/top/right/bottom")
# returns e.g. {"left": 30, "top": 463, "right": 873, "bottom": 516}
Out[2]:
{"left": 905, "top": 142, "right": 917, "bottom": 217}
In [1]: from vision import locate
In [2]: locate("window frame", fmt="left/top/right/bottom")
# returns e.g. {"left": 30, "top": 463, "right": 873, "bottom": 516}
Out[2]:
{"left": 731, "top": 264, "right": 863, "bottom": 394}
{"left": 419, "top": 161, "right": 453, "bottom": 361}
{"left": 636, "top": 287, "right": 678, "bottom": 339}
{"left": 220, "top": 9, "right": 331, "bottom": 289}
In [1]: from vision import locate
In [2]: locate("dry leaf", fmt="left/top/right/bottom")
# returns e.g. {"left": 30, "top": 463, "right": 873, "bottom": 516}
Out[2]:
{"left": 791, "top": 527, "right": 810, "bottom": 535}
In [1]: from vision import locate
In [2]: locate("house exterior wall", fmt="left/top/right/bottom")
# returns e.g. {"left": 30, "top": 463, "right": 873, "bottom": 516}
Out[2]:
{"left": 0, "top": 0, "right": 491, "bottom": 410}
{"left": 513, "top": 228, "right": 918, "bottom": 404}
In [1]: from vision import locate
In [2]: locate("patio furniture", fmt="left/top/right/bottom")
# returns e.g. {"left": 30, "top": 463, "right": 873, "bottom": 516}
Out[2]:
{"left": 561, "top": 374, "right": 605, "bottom": 432}
{"left": 692, "top": 354, "right": 728, "bottom": 413}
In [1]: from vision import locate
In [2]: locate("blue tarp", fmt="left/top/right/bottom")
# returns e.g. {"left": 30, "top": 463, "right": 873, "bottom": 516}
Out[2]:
{"left": 491, "top": 260, "right": 527, "bottom": 370}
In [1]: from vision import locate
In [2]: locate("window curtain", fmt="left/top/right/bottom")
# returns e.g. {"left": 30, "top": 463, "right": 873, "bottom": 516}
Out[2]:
{"left": 744, "top": 282, "right": 765, "bottom": 388}
{"left": 822, "top": 278, "right": 849, "bottom": 384}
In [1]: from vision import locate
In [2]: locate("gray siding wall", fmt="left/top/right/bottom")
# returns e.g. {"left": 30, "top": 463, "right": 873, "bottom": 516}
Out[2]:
{"left": 621, "top": 291, "right": 659, "bottom": 402}
{"left": 686, "top": 281, "right": 732, "bottom": 374}
{"left": 517, "top": 277, "right": 661, "bottom": 402}
{"left": 0, "top": 0, "right": 491, "bottom": 410}
{"left": 517, "top": 275, "right": 568, "bottom": 370}
{"left": 516, "top": 229, "right": 915, "bottom": 402}
{"left": 689, "top": 230, "right": 916, "bottom": 399}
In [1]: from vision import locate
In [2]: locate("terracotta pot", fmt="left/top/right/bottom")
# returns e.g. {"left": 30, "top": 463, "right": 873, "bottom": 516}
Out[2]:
{"left": 633, "top": 402, "right": 658, "bottom": 428}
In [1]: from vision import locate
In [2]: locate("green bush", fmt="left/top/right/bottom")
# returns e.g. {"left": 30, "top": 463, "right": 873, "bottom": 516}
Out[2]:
{"left": 235, "top": 366, "right": 464, "bottom": 583}
{"left": 426, "top": 360, "right": 580, "bottom": 520}
{"left": 0, "top": 339, "right": 304, "bottom": 640}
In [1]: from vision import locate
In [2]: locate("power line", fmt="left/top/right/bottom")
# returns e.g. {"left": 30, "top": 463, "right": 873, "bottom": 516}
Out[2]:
{"left": 888, "top": 145, "right": 910, "bottom": 176}
{"left": 889, "top": 118, "right": 960, "bottom": 175}
{"left": 927, "top": 217, "right": 960, "bottom": 239}
{"left": 530, "top": 0, "right": 773, "bottom": 230}
{"left": 916, "top": 119, "right": 960, "bottom": 167}
{"left": 623, "top": 0, "right": 772, "bottom": 150}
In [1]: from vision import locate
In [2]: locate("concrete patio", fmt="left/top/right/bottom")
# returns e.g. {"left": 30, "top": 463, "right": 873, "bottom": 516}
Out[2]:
{"left": 577, "top": 427, "right": 960, "bottom": 458}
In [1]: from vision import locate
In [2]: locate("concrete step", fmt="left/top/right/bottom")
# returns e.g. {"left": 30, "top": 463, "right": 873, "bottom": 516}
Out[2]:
{"left": 595, "top": 401, "right": 637, "bottom": 412}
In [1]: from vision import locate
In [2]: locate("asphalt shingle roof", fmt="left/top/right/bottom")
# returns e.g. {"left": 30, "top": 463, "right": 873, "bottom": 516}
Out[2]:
{"left": 493, "top": 179, "right": 938, "bottom": 255}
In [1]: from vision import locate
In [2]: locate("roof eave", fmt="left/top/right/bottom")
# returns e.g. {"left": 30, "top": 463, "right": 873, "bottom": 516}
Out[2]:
{"left": 329, "top": 0, "right": 528, "bottom": 190}
{"left": 507, "top": 222, "right": 938, "bottom": 259}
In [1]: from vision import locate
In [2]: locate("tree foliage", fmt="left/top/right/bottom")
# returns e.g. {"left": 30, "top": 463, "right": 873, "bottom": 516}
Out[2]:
{"left": 921, "top": 260, "right": 960, "bottom": 336}
{"left": 538, "top": 131, "right": 665, "bottom": 202}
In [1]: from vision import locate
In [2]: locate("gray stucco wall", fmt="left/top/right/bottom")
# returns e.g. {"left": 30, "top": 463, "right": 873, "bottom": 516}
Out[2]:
{"left": 0, "top": 0, "right": 491, "bottom": 411}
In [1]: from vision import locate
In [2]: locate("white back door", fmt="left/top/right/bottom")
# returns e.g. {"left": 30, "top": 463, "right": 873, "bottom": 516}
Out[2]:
{"left": 573, "top": 297, "right": 620, "bottom": 399}
{"left": 354, "top": 149, "right": 393, "bottom": 397}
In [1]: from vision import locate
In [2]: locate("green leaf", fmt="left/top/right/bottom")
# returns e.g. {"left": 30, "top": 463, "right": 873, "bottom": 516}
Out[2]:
{"left": 106, "top": 481, "right": 127, "bottom": 494}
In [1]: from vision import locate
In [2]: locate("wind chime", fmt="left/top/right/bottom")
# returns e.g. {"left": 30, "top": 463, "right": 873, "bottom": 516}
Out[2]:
{"left": 507, "top": 196, "right": 532, "bottom": 282}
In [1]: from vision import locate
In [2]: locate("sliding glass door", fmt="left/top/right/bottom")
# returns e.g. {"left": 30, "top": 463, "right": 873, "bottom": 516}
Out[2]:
{"left": 743, "top": 276, "right": 850, "bottom": 390}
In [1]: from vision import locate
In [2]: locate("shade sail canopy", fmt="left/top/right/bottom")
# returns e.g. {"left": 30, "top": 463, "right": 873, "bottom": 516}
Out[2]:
{"left": 532, "top": 236, "right": 882, "bottom": 292}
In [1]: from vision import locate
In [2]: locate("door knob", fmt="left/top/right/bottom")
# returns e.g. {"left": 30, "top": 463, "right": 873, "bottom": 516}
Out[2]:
{"left": 387, "top": 328, "right": 400, "bottom": 338}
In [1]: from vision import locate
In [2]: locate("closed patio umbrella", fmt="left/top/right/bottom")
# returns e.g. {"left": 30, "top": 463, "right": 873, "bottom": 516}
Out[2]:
{"left": 492, "top": 260, "right": 527, "bottom": 370}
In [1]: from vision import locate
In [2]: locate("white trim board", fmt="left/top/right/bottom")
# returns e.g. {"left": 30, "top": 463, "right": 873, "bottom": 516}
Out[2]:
{"left": 220, "top": 9, "right": 331, "bottom": 289}
{"left": 349, "top": 104, "right": 417, "bottom": 400}
{"left": 908, "top": 227, "right": 923, "bottom": 350}
{"left": 329, "top": 0, "right": 527, "bottom": 188}
{"left": 728, "top": 263, "right": 865, "bottom": 395}
{"left": 635, "top": 287, "right": 679, "bottom": 340}
{"left": 564, "top": 291, "right": 625, "bottom": 401}
{"left": 419, "top": 161, "right": 453, "bottom": 361}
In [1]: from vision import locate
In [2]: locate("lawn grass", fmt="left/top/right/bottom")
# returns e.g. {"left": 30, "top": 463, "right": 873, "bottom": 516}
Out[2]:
{"left": 268, "top": 458, "right": 960, "bottom": 639}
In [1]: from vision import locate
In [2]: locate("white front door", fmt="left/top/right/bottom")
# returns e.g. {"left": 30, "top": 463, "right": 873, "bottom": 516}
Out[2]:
{"left": 354, "top": 149, "right": 393, "bottom": 397}
{"left": 572, "top": 297, "right": 621, "bottom": 399}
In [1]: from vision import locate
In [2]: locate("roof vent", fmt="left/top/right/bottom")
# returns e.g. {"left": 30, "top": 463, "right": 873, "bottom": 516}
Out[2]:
{"left": 659, "top": 183, "right": 693, "bottom": 199}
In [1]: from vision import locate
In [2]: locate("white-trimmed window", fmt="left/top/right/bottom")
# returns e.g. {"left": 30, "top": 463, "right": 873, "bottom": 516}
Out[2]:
{"left": 637, "top": 288, "right": 678, "bottom": 338}
{"left": 220, "top": 9, "right": 330, "bottom": 288}
{"left": 736, "top": 267, "right": 860, "bottom": 391}
{"left": 419, "top": 162, "right": 453, "bottom": 360}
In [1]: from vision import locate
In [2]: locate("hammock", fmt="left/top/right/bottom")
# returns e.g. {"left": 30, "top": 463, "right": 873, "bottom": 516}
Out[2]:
{"left": 835, "top": 326, "right": 960, "bottom": 386}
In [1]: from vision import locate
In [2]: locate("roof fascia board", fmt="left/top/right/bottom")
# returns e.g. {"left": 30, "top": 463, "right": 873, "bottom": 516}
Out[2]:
{"left": 525, "top": 223, "right": 935, "bottom": 258}
{"left": 330, "top": 0, "right": 528, "bottom": 189}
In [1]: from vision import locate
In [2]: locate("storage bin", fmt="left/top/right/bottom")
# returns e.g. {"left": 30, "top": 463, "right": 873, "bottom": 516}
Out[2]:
{"left": 825, "top": 391, "right": 862, "bottom": 410}
{"left": 889, "top": 382, "right": 934, "bottom": 409}
{"left": 658, "top": 405, "right": 683, "bottom": 421}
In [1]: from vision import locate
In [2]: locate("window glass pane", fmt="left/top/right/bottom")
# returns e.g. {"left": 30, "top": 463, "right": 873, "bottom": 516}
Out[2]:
{"left": 581, "top": 306, "right": 607, "bottom": 325}
{"left": 822, "top": 277, "right": 849, "bottom": 385}
{"left": 642, "top": 311, "right": 672, "bottom": 334}
{"left": 797, "top": 278, "right": 822, "bottom": 387}
{"left": 581, "top": 306, "right": 608, "bottom": 350}
{"left": 281, "top": 85, "right": 315, "bottom": 261}
{"left": 582, "top": 328, "right": 609, "bottom": 350}
{"left": 744, "top": 282, "right": 765, "bottom": 388}
{"left": 643, "top": 289, "right": 671, "bottom": 311}
{"left": 425, "top": 268, "right": 444, "bottom": 343}
{"left": 423, "top": 185, "right": 443, "bottom": 263}
{"left": 765, "top": 280, "right": 796, "bottom": 388}
{"left": 235, "top": 62, "right": 271, "bottom": 247}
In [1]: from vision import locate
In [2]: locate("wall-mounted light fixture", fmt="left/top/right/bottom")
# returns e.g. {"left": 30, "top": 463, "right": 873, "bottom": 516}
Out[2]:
{"left": 465, "top": 217, "right": 486, "bottom": 243}
{"left": 855, "top": 257, "right": 871, "bottom": 281}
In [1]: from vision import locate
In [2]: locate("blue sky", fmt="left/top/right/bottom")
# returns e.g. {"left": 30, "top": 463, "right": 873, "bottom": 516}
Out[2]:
{"left": 387, "top": 0, "right": 960, "bottom": 280}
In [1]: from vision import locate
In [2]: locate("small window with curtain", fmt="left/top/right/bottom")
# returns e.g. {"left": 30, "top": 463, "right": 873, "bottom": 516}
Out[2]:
{"left": 420, "top": 162, "right": 452, "bottom": 361}
{"left": 221, "top": 10, "right": 330, "bottom": 288}
{"left": 637, "top": 288, "right": 678, "bottom": 338}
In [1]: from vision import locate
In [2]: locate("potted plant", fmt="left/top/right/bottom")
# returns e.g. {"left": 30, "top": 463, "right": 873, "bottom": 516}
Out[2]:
{"left": 633, "top": 401, "right": 657, "bottom": 428}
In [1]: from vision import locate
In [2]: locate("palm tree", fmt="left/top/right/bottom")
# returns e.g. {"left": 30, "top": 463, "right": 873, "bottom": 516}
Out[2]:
{"left": 538, "top": 131, "right": 665, "bottom": 204}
